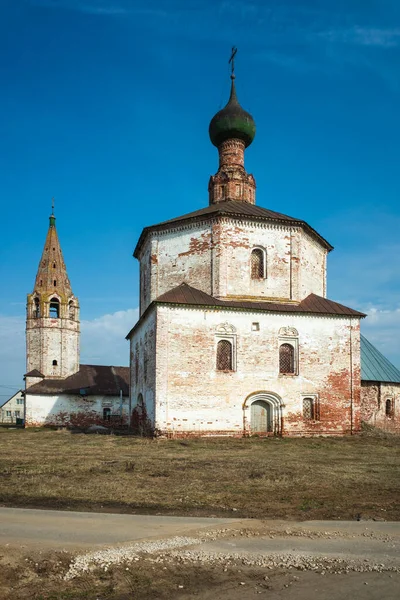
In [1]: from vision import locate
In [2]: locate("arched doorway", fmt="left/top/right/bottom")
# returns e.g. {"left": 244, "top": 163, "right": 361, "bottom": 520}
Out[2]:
{"left": 244, "top": 392, "right": 283, "bottom": 436}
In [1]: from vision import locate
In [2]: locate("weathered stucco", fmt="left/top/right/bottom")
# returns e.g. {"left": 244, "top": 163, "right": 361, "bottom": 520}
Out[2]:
{"left": 26, "top": 316, "right": 80, "bottom": 380}
{"left": 129, "top": 305, "right": 361, "bottom": 437}
{"left": 24, "top": 393, "right": 129, "bottom": 427}
{"left": 361, "top": 381, "right": 400, "bottom": 433}
{"left": 129, "top": 309, "right": 157, "bottom": 423}
{"left": 138, "top": 218, "right": 328, "bottom": 316}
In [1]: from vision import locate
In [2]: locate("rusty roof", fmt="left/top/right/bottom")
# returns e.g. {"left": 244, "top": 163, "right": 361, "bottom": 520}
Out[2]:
{"left": 126, "top": 284, "right": 365, "bottom": 339}
{"left": 26, "top": 364, "right": 129, "bottom": 396}
{"left": 155, "top": 283, "right": 365, "bottom": 317}
{"left": 25, "top": 369, "right": 45, "bottom": 378}
{"left": 133, "top": 200, "right": 333, "bottom": 258}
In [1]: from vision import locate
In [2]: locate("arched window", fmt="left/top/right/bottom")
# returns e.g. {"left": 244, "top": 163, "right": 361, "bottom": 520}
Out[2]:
{"left": 52, "top": 359, "right": 58, "bottom": 366}
{"left": 34, "top": 297, "right": 40, "bottom": 318}
{"left": 49, "top": 297, "right": 60, "bottom": 318}
{"left": 386, "top": 398, "right": 394, "bottom": 418}
{"left": 216, "top": 340, "right": 233, "bottom": 371}
{"left": 251, "top": 248, "right": 265, "bottom": 279}
{"left": 103, "top": 407, "right": 111, "bottom": 421}
{"left": 279, "top": 343, "right": 295, "bottom": 374}
{"left": 303, "top": 397, "right": 314, "bottom": 420}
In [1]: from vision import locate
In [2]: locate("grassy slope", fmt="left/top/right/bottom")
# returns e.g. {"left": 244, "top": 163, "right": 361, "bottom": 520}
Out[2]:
{"left": 0, "top": 428, "right": 399, "bottom": 520}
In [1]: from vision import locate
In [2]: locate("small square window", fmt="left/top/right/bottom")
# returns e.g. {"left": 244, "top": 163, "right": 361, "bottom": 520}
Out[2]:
{"left": 252, "top": 322, "right": 260, "bottom": 331}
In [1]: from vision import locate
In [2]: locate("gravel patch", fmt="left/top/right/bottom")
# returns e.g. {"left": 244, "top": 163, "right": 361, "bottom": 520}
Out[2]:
{"left": 65, "top": 526, "right": 400, "bottom": 580}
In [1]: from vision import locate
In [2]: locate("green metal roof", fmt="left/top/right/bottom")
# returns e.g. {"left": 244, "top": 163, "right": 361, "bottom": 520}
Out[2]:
{"left": 361, "top": 334, "right": 400, "bottom": 383}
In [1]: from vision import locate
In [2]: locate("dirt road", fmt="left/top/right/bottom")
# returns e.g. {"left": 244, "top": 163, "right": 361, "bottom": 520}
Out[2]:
{"left": 1, "top": 509, "right": 399, "bottom": 599}
{"left": 0, "top": 506, "right": 237, "bottom": 548}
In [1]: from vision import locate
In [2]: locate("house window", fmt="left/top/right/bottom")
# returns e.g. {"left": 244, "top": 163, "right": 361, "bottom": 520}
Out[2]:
{"left": 6, "top": 410, "right": 11, "bottom": 417}
{"left": 15, "top": 411, "right": 20, "bottom": 418}
{"left": 16, "top": 398, "right": 24, "bottom": 405}
{"left": 279, "top": 343, "right": 295, "bottom": 374}
{"left": 251, "top": 248, "right": 266, "bottom": 279}
{"left": 49, "top": 297, "right": 60, "bottom": 318}
{"left": 386, "top": 398, "right": 394, "bottom": 418}
{"left": 216, "top": 339, "right": 233, "bottom": 371}
{"left": 103, "top": 407, "right": 111, "bottom": 421}
{"left": 252, "top": 322, "right": 260, "bottom": 331}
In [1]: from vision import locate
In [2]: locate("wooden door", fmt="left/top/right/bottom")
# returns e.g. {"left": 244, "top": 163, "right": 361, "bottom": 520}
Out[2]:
{"left": 251, "top": 400, "right": 271, "bottom": 433}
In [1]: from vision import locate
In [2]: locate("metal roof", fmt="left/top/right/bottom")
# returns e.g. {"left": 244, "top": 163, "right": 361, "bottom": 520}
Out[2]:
{"left": 361, "top": 334, "right": 400, "bottom": 383}
{"left": 155, "top": 283, "right": 365, "bottom": 317}
{"left": 133, "top": 200, "right": 333, "bottom": 258}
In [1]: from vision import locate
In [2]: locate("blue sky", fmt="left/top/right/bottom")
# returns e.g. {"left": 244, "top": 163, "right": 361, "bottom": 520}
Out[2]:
{"left": 1, "top": 0, "right": 400, "bottom": 398}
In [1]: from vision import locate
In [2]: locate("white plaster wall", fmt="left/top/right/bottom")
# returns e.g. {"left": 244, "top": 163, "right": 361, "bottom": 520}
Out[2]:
{"left": 26, "top": 317, "right": 80, "bottom": 378}
{"left": 298, "top": 231, "right": 326, "bottom": 298}
{"left": 154, "top": 305, "right": 361, "bottom": 436}
{"left": 129, "top": 309, "right": 156, "bottom": 422}
{"left": 138, "top": 219, "right": 328, "bottom": 315}
{"left": 25, "top": 392, "right": 129, "bottom": 426}
{"left": 139, "top": 223, "right": 212, "bottom": 315}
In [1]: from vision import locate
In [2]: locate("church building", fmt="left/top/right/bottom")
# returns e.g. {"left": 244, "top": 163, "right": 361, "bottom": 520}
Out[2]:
{"left": 126, "top": 69, "right": 366, "bottom": 437}
{"left": 24, "top": 211, "right": 129, "bottom": 427}
{"left": 22, "top": 60, "right": 400, "bottom": 435}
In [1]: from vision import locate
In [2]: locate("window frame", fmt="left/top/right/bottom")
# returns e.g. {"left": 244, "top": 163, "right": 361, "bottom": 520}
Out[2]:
{"left": 385, "top": 398, "right": 394, "bottom": 418}
{"left": 215, "top": 335, "right": 236, "bottom": 372}
{"left": 250, "top": 247, "right": 267, "bottom": 280}
{"left": 302, "top": 395, "right": 320, "bottom": 421}
{"left": 278, "top": 328, "right": 299, "bottom": 376}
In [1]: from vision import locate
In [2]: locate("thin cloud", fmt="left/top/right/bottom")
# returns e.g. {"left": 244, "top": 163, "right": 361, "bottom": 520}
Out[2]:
{"left": 320, "top": 26, "right": 400, "bottom": 48}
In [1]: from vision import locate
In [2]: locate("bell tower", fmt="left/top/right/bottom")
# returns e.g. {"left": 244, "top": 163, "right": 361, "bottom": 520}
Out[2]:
{"left": 26, "top": 208, "right": 80, "bottom": 383}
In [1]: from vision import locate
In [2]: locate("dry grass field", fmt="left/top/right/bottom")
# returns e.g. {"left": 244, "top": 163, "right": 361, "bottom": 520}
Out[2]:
{"left": 0, "top": 427, "right": 399, "bottom": 520}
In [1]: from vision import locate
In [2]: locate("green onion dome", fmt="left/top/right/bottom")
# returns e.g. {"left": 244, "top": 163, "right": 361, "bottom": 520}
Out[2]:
{"left": 209, "top": 76, "right": 256, "bottom": 148}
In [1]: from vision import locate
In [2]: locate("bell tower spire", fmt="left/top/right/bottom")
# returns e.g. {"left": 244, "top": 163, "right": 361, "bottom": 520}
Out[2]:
{"left": 208, "top": 48, "right": 256, "bottom": 205}
{"left": 26, "top": 206, "right": 80, "bottom": 384}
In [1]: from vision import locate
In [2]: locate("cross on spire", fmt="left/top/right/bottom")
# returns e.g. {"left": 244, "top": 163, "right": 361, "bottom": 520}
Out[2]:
{"left": 228, "top": 46, "right": 237, "bottom": 79}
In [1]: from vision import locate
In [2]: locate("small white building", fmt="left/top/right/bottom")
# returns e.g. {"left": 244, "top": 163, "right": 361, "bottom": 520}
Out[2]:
{"left": 0, "top": 390, "right": 24, "bottom": 424}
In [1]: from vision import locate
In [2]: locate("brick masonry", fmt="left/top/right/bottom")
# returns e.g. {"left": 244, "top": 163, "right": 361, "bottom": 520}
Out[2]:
{"left": 361, "top": 382, "right": 400, "bottom": 433}
{"left": 138, "top": 218, "right": 327, "bottom": 317}
{"left": 129, "top": 305, "right": 361, "bottom": 437}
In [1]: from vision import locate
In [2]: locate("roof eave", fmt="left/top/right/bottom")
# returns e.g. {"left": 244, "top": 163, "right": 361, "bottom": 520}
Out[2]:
{"left": 155, "top": 299, "right": 363, "bottom": 318}
{"left": 133, "top": 210, "right": 333, "bottom": 259}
